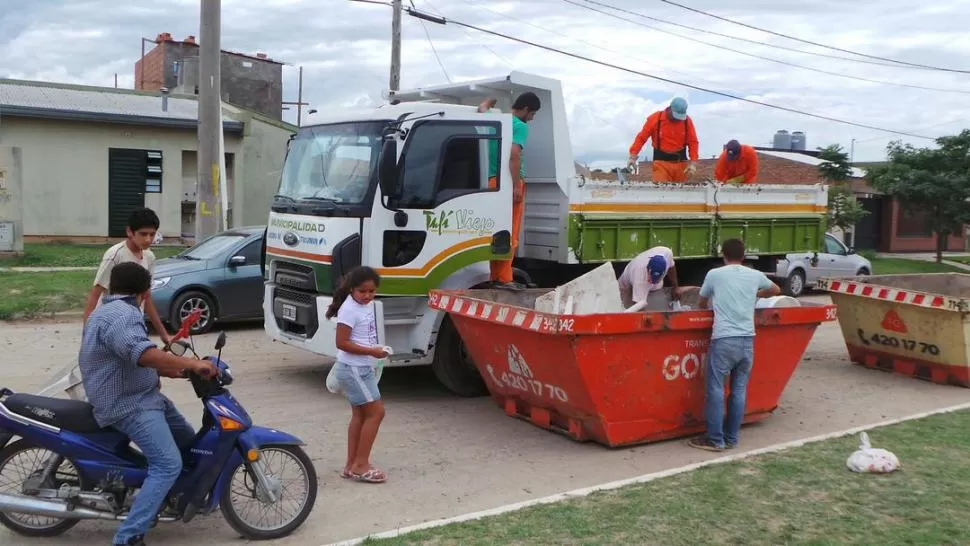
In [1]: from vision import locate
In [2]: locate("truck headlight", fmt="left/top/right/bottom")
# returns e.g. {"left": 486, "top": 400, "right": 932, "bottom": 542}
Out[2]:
{"left": 151, "top": 276, "right": 171, "bottom": 291}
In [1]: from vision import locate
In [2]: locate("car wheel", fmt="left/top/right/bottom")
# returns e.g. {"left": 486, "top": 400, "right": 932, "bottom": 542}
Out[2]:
{"left": 856, "top": 267, "right": 871, "bottom": 276}
{"left": 171, "top": 290, "right": 217, "bottom": 335}
{"left": 783, "top": 269, "right": 806, "bottom": 297}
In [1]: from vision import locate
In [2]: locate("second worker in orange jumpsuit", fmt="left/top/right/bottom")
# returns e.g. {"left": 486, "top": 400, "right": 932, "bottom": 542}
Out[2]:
{"left": 627, "top": 97, "right": 699, "bottom": 182}
{"left": 714, "top": 139, "right": 759, "bottom": 184}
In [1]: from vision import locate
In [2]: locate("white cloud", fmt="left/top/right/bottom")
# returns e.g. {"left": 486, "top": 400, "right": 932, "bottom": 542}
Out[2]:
{"left": 2, "top": 0, "right": 969, "bottom": 165}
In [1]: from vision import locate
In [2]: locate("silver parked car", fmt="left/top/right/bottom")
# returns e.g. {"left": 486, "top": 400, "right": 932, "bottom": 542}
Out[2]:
{"left": 773, "top": 232, "right": 873, "bottom": 297}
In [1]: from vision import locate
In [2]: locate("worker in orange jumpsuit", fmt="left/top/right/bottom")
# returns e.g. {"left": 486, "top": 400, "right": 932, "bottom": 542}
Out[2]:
{"left": 627, "top": 97, "right": 699, "bottom": 182}
{"left": 714, "top": 140, "right": 759, "bottom": 184}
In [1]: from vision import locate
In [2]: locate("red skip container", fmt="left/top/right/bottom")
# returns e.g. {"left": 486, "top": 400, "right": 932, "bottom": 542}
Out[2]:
{"left": 429, "top": 288, "right": 838, "bottom": 447}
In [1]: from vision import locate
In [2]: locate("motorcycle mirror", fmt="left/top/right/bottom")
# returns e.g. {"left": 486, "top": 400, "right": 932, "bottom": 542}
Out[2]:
{"left": 169, "top": 340, "right": 191, "bottom": 357}
{"left": 214, "top": 332, "right": 227, "bottom": 351}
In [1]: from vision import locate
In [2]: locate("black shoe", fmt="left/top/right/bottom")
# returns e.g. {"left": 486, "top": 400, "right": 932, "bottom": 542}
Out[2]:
{"left": 496, "top": 281, "right": 526, "bottom": 291}
{"left": 687, "top": 436, "right": 725, "bottom": 452}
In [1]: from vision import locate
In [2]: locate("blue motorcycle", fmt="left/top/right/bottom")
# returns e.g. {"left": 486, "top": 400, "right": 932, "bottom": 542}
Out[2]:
{"left": 0, "top": 332, "right": 318, "bottom": 540}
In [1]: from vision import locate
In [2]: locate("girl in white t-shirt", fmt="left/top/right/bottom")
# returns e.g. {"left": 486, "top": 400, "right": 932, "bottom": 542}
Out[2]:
{"left": 325, "top": 266, "right": 390, "bottom": 484}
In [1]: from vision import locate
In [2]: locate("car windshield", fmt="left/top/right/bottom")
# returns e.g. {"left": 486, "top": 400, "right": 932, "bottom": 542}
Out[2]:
{"left": 276, "top": 121, "right": 387, "bottom": 205}
{"left": 176, "top": 233, "right": 248, "bottom": 260}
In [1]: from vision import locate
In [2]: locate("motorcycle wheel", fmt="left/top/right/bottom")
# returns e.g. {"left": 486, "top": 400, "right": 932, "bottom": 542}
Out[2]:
{"left": 0, "top": 440, "right": 86, "bottom": 537}
{"left": 220, "top": 445, "right": 318, "bottom": 540}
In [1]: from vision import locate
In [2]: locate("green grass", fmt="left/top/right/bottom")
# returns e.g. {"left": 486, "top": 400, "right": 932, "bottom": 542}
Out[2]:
{"left": 367, "top": 410, "right": 970, "bottom": 546}
{"left": 870, "top": 257, "right": 966, "bottom": 275}
{"left": 1, "top": 242, "right": 183, "bottom": 268}
{"left": 949, "top": 256, "right": 970, "bottom": 266}
{"left": 0, "top": 270, "right": 94, "bottom": 320}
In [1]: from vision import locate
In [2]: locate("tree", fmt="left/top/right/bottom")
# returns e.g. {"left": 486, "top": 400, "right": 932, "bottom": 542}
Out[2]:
{"left": 817, "top": 144, "right": 869, "bottom": 236}
{"left": 867, "top": 130, "right": 970, "bottom": 263}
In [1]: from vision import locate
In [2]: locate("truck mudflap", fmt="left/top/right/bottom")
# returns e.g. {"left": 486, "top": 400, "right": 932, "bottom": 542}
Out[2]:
{"left": 817, "top": 273, "right": 970, "bottom": 387}
{"left": 428, "top": 288, "right": 837, "bottom": 447}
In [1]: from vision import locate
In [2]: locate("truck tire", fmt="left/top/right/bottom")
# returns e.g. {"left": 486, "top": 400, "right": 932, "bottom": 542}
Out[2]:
{"left": 432, "top": 316, "right": 489, "bottom": 397}
{"left": 783, "top": 269, "right": 806, "bottom": 297}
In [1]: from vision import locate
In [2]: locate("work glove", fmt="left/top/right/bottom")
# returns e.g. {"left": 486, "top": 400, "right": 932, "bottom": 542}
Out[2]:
{"left": 685, "top": 162, "right": 697, "bottom": 177}
{"left": 727, "top": 175, "right": 745, "bottom": 184}
{"left": 627, "top": 154, "right": 638, "bottom": 168}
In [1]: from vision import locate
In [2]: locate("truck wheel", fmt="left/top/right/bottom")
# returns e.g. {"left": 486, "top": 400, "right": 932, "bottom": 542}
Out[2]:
{"left": 432, "top": 317, "right": 488, "bottom": 397}
{"left": 783, "top": 270, "right": 806, "bottom": 297}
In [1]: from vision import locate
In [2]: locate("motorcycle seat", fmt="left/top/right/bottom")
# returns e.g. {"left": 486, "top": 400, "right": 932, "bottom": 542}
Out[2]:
{"left": 3, "top": 393, "right": 103, "bottom": 433}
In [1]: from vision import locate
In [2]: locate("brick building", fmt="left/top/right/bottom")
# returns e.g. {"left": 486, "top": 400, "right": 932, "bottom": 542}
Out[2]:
{"left": 588, "top": 148, "right": 967, "bottom": 253}
{"left": 135, "top": 32, "right": 284, "bottom": 120}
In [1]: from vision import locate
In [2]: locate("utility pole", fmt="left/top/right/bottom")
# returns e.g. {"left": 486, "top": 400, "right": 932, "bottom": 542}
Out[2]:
{"left": 389, "top": 0, "right": 402, "bottom": 96}
{"left": 281, "top": 66, "right": 310, "bottom": 127}
{"left": 850, "top": 138, "right": 856, "bottom": 163}
{"left": 197, "top": 0, "right": 223, "bottom": 240}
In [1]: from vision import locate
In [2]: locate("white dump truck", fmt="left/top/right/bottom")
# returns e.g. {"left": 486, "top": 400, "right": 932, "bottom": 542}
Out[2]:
{"left": 261, "top": 71, "right": 828, "bottom": 396}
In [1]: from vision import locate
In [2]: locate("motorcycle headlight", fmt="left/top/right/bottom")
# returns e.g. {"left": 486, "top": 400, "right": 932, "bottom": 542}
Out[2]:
{"left": 151, "top": 276, "right": 171, "bottom": 291}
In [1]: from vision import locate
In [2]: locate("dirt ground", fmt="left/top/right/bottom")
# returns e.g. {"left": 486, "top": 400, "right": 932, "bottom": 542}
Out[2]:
{"left": 1, "top": 295, "right": 968, "bottom": 545}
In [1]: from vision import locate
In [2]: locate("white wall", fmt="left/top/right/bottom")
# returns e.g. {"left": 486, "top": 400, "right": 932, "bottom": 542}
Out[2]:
{"left": 0, "top": 116, "right": 243, "bottom": 238}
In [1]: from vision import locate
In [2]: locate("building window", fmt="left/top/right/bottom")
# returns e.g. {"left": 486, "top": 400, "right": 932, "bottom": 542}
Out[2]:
{"left": 896, "top": 205, "right": 933, "bottom": 238}
{"left": 145, "top": 150, "right": 163, "bottom": 193}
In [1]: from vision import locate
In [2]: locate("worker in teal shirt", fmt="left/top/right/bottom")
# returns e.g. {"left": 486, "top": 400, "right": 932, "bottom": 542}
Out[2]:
{"left": 477, "top": 92, "right": 541, "bottom": 286}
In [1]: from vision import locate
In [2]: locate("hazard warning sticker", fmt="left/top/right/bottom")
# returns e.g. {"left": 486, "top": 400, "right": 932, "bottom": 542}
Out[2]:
{"left": 880, "top": 310, "right": 908, "bottom": 333}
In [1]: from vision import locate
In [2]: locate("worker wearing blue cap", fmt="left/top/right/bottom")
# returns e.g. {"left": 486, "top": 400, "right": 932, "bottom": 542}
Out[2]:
{"left": 617, "top": 246, "right": 681, "bottom": 308}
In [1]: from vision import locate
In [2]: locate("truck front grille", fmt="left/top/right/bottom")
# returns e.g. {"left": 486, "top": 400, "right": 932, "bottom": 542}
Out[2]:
{"left": 274, "top": 261, "right": 317, "bottom": 292}
{"left": 273, "top": 286, "right": 319, "bottom": 338}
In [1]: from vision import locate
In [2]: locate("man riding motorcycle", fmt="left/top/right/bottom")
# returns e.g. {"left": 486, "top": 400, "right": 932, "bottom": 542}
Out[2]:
{"left": 78, "top": 261, "right": 217, "bottom": 546}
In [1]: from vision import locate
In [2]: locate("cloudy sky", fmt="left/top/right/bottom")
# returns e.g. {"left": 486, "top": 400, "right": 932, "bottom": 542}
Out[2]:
{"left": 2, "top": 0, "right": 969, "bottom": 168}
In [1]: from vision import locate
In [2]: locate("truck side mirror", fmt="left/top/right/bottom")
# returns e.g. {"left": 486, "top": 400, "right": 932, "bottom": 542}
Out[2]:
{"left": 379, "top": 138, "right": 399, "bottom": 198}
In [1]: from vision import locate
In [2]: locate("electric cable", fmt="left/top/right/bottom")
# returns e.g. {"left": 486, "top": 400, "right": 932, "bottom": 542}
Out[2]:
{"left": 655, "top": 0, "right": 970, "bottom": 74}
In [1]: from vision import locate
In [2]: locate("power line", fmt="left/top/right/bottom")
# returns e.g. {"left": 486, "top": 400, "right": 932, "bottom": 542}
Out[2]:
{"left": 409, "top": 0, "right": 451, "bottom": 82}
{"left": 853, "top": 118, "right": 969, "bottom": 144}
{"left": 579, "top": 0, "right": 904, "bottom": 69}
{"left": 421, "top": 0, "right": 514, "bottom": 69}
{"left": 655, "top": 0, "right": 970, "bottom": 74}
{"left": 349, "top": 0, "right": 937, "bottom": 140}
{"left": 563, "top": 0, "right": 970, "bottom": 95}
{"left": 457, "top": 0, "right": 725, "bottom": 88}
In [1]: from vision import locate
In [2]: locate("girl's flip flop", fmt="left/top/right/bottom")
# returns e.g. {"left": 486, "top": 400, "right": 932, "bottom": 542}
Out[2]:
{"left": 350, "top": 468, "right": 387, "bottom": 483}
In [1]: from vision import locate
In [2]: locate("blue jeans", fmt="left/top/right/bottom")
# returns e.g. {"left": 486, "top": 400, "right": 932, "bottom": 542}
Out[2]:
{"left": 111, "top": 397, "right": 195, "bottom": 544}
{"left": 704, "top": 336, "right": 754, "bottom": 448}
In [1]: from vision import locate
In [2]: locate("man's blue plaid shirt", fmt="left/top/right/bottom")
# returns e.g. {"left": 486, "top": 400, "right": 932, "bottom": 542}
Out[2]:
{"left": 79, "top": 295, "right": 165, "bottom": 428}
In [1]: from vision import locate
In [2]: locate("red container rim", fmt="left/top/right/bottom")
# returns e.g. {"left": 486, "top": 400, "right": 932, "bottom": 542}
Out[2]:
{"left": 429, "top": 289, "right": 838, "bottom": 336}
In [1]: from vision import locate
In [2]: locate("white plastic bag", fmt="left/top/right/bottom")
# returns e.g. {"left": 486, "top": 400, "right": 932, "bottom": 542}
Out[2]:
{"left": 326, "top": 364, "right": 342, "bottom": 395}
{"left": 846, "top": 431, "right": 900, "bottom": 473}
{"left": 374, "top": 346, "right": 392, "bottom": 384}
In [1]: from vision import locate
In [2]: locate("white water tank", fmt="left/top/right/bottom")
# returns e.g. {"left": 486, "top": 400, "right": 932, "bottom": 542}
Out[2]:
{"left": 791, "top": 131, "right": 807, "bottom": 151}
{"left": 773, "top": 130, "right": 791, "bottom": 149}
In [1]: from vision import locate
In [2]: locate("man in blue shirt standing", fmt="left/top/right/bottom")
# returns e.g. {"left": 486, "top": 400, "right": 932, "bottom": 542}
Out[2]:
{"left": 79, "top": 262, "right": 216, "bottom": 546}
{"left": 688, "top": 238, "right": 780, "bottom": 452}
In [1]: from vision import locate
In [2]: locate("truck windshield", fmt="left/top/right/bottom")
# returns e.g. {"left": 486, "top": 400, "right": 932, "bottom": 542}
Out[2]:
{"left": 276, "top": 121, "right": 387, "bottom": 205}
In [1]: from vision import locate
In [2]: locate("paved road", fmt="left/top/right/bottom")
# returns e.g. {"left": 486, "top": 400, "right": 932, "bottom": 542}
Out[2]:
{"left": 1, "top": 297, "right": 968, "bottom": 545}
